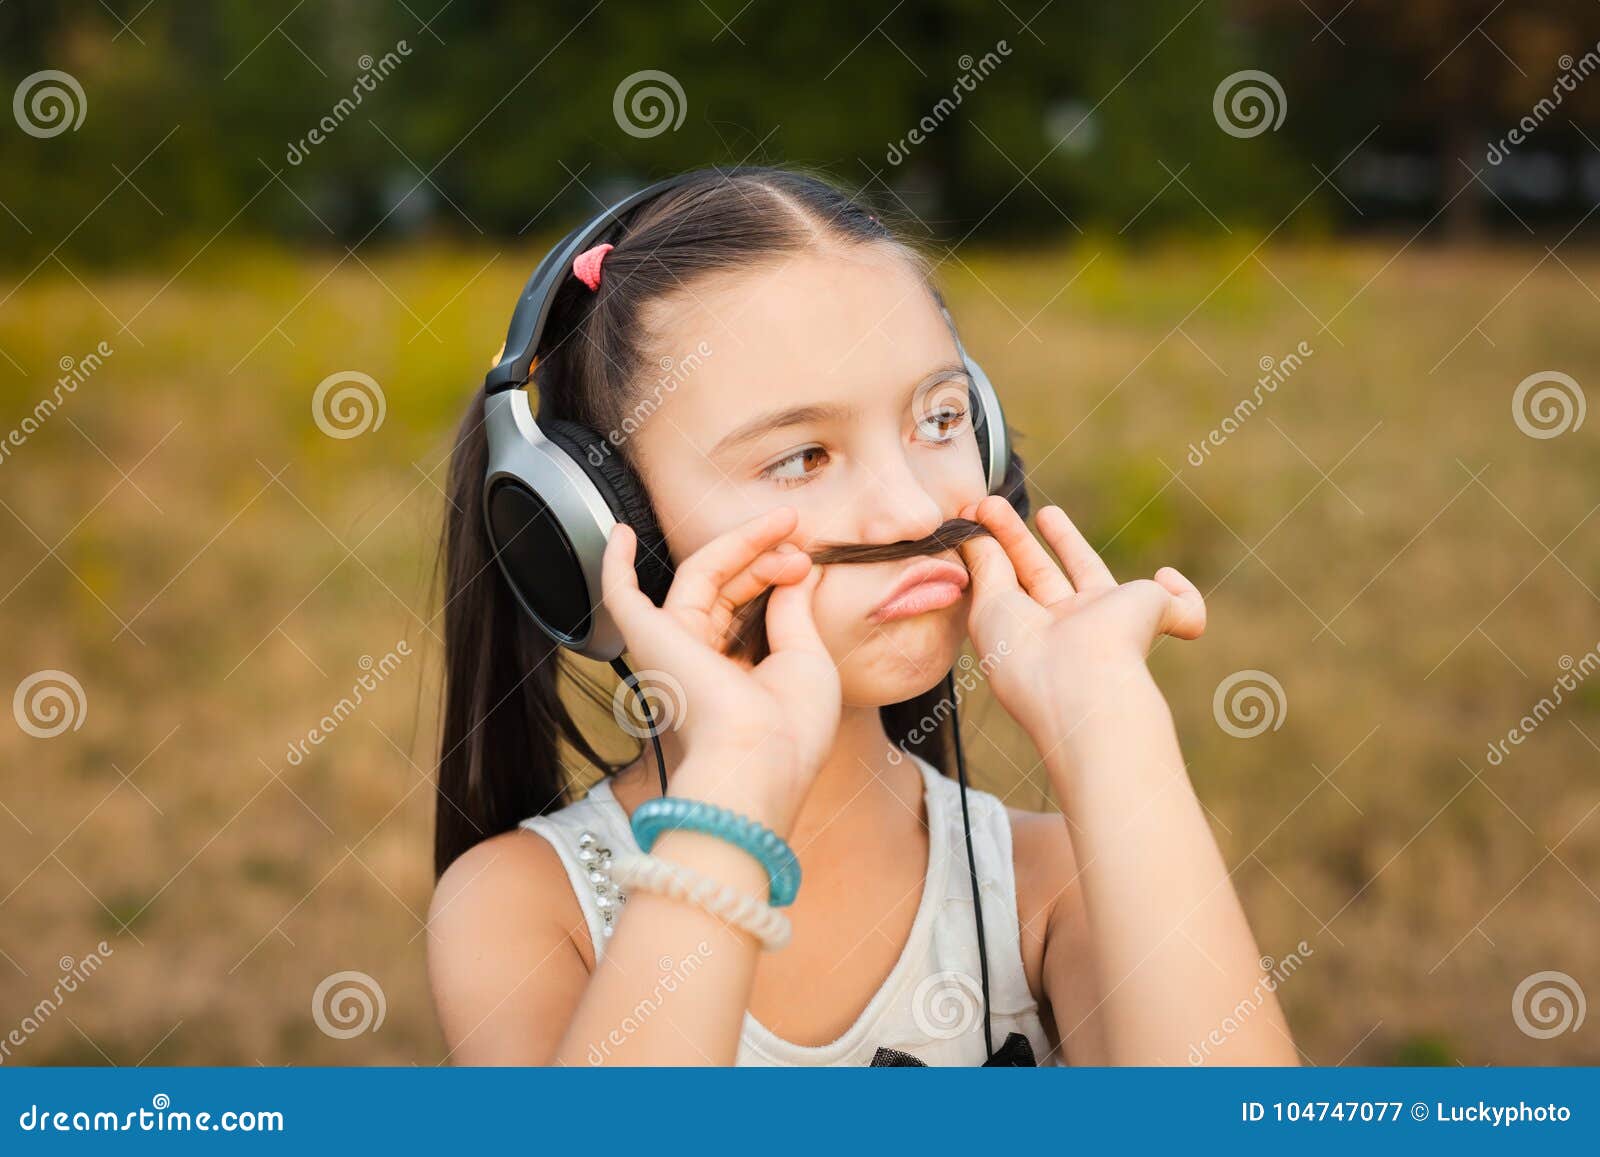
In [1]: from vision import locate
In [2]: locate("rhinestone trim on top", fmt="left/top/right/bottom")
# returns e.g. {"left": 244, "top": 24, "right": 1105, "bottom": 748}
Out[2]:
{"left": 576, "top": 830, "right": 627, "bottom": 938}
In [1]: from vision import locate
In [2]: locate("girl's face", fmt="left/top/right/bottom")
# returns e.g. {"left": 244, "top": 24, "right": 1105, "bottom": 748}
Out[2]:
{"left": 629, "top": 243, "right": 989, "bottom": 707}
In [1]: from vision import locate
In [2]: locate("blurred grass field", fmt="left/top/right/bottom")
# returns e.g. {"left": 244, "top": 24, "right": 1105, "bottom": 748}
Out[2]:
{"left": 1, "top": 234, "right": 1597, "bottom": 1066}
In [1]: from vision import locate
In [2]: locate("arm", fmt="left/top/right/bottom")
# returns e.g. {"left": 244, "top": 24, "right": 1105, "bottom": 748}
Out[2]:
{"left": 429, "top": 508, "right": 839, "bottom": 1065}
{"left": 1038, "top": 668, "right": 1296, "bottom": 1064}
{"left": 963, "top": 496, "right": 1298, "bottom": 1066}
{"left": 427, "top": 829, "right": 595, "bottom": 1065}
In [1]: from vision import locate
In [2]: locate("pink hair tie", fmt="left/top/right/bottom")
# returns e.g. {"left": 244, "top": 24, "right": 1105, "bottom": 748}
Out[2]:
{"left": 572, "top": 243, "right": 614, "bottom": 291}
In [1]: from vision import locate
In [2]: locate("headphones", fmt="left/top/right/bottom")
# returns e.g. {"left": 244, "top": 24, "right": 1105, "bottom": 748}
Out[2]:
{"left": 479, "top": 172, "right": 1029, "bottom": 1064}
{"left": 481, "top": 172, "right": 1010, "bottom": 664}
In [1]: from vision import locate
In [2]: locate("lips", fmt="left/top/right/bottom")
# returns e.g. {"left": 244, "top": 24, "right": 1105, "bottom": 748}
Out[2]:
{"left": 870, "top": 557, "right": 970, "bottom": 623}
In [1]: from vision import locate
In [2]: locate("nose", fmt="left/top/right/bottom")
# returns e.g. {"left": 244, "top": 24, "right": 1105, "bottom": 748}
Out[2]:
{"left": 848, "top": 452, "right": 944, "bottom": 546}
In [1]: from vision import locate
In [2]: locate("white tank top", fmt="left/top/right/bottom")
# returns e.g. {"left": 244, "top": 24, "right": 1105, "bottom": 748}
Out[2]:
{"left": 520, "top": 752, "right": 1054, "bottom": 1066}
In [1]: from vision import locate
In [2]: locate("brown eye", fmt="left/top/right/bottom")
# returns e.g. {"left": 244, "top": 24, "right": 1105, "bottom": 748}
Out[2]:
{"left": 761, "top": 445, "right": 830, "bottom": 487}
{"left": 917, "top": 404, "right": 968, "bottom": 442}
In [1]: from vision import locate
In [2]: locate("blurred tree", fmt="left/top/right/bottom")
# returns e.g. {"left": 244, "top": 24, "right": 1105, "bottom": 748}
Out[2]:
{"left": 1242, "top": 0, "right": 1600, "bottom": 235}
{"left": 0, "top": 0, "right": 1353, "bottom": 265}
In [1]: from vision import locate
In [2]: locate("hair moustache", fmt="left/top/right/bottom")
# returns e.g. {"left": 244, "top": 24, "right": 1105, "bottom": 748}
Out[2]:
{"left": 723, "top": 517, "right": 992, "bottom": 664}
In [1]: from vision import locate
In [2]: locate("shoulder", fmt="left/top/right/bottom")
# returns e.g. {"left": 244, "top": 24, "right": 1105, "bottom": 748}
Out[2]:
{"left": 430, "top": 825, "right": 584, "bottom": 935}
{"left": 426, "top": 826, "right": 592, "bottom": 1063}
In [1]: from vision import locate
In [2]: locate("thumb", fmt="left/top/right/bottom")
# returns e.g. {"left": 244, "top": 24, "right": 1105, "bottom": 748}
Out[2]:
{"left": 958, "top": 532, "right": 1020, "bottom": 603}
{"left": 762, "top": 563, "right": 828, "bottom": 657}
{"left": 1154, "top": 566, "right": 1206, "bottom": 640}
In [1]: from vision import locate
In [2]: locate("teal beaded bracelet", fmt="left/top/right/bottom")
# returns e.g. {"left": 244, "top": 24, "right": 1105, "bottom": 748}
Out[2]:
{"left": 630, "top": 798, "right": 801, "bottom": 908}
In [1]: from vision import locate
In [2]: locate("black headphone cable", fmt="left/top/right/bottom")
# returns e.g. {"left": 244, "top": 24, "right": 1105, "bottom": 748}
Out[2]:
{"left": 610, "top": 656, "right": 669, "bottom": 797}
{"left": 947, "top": 667, "right": 996, "bottom": 1061}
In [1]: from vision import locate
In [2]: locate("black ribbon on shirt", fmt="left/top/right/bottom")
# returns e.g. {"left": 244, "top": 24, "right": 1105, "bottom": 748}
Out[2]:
{"left": 869, "top": 1030, "right": 1038, "bottom": 1067}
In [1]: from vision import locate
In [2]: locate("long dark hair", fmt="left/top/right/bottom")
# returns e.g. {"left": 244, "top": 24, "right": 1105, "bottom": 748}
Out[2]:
{"left": 434, "top": 165, "right": 1029, "bottom": 878}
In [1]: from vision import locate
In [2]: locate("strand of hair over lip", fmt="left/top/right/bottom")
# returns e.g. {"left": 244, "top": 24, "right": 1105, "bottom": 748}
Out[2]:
{"left": 722, "top": 517, "right": 993, "bottom": 665}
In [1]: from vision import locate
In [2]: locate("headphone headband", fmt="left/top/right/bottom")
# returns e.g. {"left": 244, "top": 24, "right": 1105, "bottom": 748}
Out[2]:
{"left": 484, "top": 173, "right": 702, "bottom": 394}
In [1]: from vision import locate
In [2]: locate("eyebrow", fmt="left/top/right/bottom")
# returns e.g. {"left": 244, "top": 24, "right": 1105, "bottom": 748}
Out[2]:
{"left": 708, "top": 362, "right": 970, "bottom": 459}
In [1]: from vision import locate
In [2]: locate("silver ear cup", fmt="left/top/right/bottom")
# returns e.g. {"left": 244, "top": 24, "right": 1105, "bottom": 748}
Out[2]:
{"left": 964, "top": 353, "right": 1009, "bottom": 495}
{"left": 482, "top": 389, "right": 627, "bottom": 661}
{"left": 941, "top": 306, "right": 1010, "bottom": 495}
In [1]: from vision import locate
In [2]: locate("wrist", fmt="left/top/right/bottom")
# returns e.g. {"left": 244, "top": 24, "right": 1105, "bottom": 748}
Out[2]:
{"left": 1026, "top": 660, "right": 1171, "bottom": 767}
{"left": 645, "top": 753, "right": 806, "bottom": 916}
{"left": 668, "top": 751, "right": 809, "bottom": 840}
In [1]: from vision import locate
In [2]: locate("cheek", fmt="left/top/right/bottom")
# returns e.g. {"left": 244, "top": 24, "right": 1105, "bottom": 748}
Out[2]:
{"left": 808, "top": 567, "right": 860, "bottom": 650}
{"left": 630, "top": 420, "right": 751, "bottom": 562}
{"left": 923, "top": 437, "right": 989, "bottom": 512}
{"left": 810, "top": 572, "right": 969, "bottom": 706}
{"left": 645, "top": 476, "right": 755, "bottom": 566}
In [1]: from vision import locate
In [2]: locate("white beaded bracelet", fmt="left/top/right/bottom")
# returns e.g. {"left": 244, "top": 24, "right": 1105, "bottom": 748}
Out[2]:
{"left": 609, "top": 850, "right": 792, "bottom": 951}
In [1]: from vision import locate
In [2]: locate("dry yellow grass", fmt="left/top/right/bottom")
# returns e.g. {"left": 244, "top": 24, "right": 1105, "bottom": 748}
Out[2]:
{"left": 0, "top": 235, "right": 1595, "bottom": 1065}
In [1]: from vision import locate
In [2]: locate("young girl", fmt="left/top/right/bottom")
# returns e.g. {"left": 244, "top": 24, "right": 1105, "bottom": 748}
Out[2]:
{"left": 426, "top": 166, "right": 1297, "bottom": 1066}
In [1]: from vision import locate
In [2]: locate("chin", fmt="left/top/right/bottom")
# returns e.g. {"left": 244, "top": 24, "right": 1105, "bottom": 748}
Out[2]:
{"left": 834, "top": 610, "right": 967, "bottom": 709}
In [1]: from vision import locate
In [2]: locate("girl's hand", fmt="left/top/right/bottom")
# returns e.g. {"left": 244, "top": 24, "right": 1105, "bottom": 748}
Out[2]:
{"left": 957, "top": 495, "right": 1206, "bottom": 751}
{"left": 601, "top": 507, "right": 841, "bottom": 826}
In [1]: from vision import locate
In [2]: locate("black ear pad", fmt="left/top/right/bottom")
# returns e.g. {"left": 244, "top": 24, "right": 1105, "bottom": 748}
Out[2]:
{"left": 538, "top": 419, "right": 674, "bottom": 606}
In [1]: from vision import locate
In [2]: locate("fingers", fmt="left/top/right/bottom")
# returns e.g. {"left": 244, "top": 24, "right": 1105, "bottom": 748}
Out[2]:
{"left": 1035, "top": 504, "right": 1117, "bottom": 593}
{"left": 664, "top": 506, "right": 800, "bottom": 618}
{"left": 762, "top": 564, "right": 828, "bottom": 657}
{"left": 970, "top": 495, "right": 1075, "bottom": 606}
{"left": 1154, "top": 565, "right": 1206, "bottom": 640}
{"left": 717, "top": 543, "right": 812, "bottom": 612}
